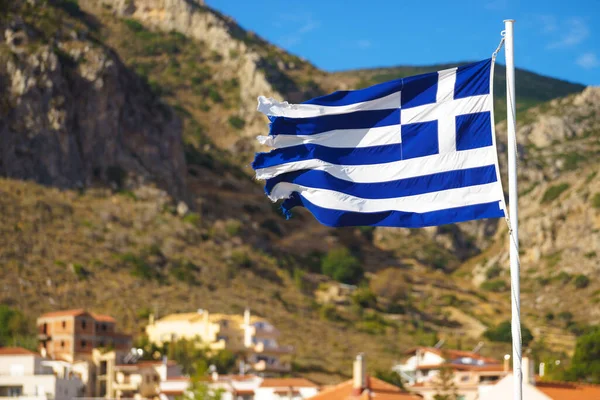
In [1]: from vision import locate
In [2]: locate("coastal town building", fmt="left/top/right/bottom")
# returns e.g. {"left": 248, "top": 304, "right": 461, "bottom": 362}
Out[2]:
{"left": 146, "top": 309, "right": 293, "bottom": 373}
{"left": 36, "top": 309, "right": 132, "bottom": 362}
{"left": 0, "top": 347, "right": 83, "bottom": 400}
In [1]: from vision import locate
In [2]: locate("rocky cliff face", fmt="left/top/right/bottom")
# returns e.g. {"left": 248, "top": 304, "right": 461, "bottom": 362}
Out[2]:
{"left": 0, "top": 5, "right": 187, "bottom": 198}
{"left": 82, "top": 0, "right": 310, "bottom": 149}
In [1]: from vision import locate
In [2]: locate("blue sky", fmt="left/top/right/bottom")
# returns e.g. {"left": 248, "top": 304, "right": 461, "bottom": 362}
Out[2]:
{"left": 208, "top": 0, "right": 599, "bottom": 86}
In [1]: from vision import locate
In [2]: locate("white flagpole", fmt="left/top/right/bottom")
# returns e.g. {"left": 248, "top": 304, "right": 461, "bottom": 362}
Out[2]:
{"left": 504, "top": 19, "right": 522, "bottom": 400}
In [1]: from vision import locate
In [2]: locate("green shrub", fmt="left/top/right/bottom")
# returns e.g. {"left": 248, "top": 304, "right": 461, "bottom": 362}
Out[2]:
{"left": 584, "top": 251, "right": 597, "bottom": 259}
{"left": 555, "top": 271, "right": 572, "bottom": 284}
{"left": 545, "top": 312, "right": 555, "bottom": 322}
{"left": 480, "top": 279, "right": 507, "bottom": 292}
{"left": 321, "top": 247, "right": 363, "bottom": 284}
{"left": 123, "top": 18, "right": 145, "bottom": 32}
{"left": 485, "top": 264, "right": 502, "bottom": 279}
{"left": 484, "top": 320, "right": 534, "bottom": 346}
{"left": 558, "top": 311, "right": 573, "bottom": 322}
{"left": 182, "top": 212, "right": 201, "bottom": 225}
{"left": 225, "top": 219, "right": 242, "bottom": 236}
{"left": 228, "top": 116, "right": 245, "bottom": 130}
{"left": 574, "top": 274, "right": 590, "bottom": 289}
{"left": 0, "top": 305, "right": 30, "bottom": 346}
{"left": 592, "top": 193, "right": 600, "bottom": 209}
{"left": 293, "top": 268, "right": 306, "bottom": 291}
{"left": 170, "top": 260, "right": 198, "bottom": 283}
{"left": 119, "top": 253, "right": 155, "bottom": 280}
{"left": 72, "top": 263, "right": 87, "bottom": 280}
{"left": 230, "top": 250, "right": 251, "bottom": 268}
{"left": 319, "top": 304, "right": 341, "bottom": 321}
{"left": 351, "top": 287, "right": 377, "bottom": 309}
{"left": 541, "top": 183, "right": 569, "bottom": 203}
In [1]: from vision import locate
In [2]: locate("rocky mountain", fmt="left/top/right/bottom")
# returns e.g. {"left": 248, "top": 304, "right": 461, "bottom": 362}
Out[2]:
{"left": 0, "top": 0, "right": 597, "bottom": 382}
{"left": 0, "top": 1, "right": 187, "bottom": 197}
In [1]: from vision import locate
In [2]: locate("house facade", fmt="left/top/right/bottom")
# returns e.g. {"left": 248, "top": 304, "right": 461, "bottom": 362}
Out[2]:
{"left": 159, "top": 374, "right": 319, "bottom": 400}
{"left": 37, "top": 309, "right": 132, "bottom": 362}
{"left": 146, "top": 309, "right": 293, "bottom": 374}
{"left": 393, "top": 346, "right": 507, "bottom": 400}
{"left": 0, "top": 347, "right": 83, "bottom": 400}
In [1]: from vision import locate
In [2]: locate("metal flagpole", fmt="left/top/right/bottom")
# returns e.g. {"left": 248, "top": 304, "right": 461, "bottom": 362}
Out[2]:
{"left": 504, "top": 19, "right": 522, "bottom": 400}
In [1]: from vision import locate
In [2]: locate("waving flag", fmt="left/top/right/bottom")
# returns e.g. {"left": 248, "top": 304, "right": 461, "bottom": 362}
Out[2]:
{"left": 252, "top": 59, "right": 506, "bottom": 228}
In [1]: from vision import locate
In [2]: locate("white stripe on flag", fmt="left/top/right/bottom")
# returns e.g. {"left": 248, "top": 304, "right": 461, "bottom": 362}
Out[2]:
{"left": 257, "top": 125, "right": 402, "bottom": 149}
{"left": 257, "top": 92, "right": 401, "bottom": 118}
{"left": 255, "top": 147, "right": 498, "bottom": 183}
{"left": 268, "top": 182, "right": 502, "bottom": 213}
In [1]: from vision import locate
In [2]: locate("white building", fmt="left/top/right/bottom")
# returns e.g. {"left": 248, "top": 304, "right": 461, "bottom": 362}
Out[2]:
{"left": 0, "top": 347, "right": 83, "bottom": 400}
{"left": 159, "top": 374, "right": 319, "bottom": 400}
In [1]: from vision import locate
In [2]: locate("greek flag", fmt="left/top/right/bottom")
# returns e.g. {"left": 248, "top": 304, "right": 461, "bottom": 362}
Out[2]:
{"left": 252, "top": 59, "right": 506, "bottom": 228}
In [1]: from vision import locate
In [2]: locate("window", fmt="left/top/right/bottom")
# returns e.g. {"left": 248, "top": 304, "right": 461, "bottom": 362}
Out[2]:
{"left": 102, "top": 324, "right": 107, "bottom": 331}
{"left": 460, "top": 375, "right": 470, "bottom": 382}
{"left": 62, "top": 321, "right": 66, "bottom": 329}
{"left": 82, "top": 320, "right": 87, "bottom": 329}
{"left": 153, "top": 375, "right": 159, "bottom": 383}
{"left": 81, "top": 340, "right": 87, "bottom": 348}
{"left": 221, "top": 320, "right": 229, "bottom": 328}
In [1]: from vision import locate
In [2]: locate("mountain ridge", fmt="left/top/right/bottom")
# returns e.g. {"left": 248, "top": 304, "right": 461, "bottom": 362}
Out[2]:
{"left": 0, "top": 0, "right": 597, "bottom": 384}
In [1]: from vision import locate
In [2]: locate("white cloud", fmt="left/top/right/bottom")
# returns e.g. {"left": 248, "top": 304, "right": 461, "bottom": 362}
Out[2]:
{"left": 576, "top": 52, "right": 599, "bottom": 69}
{"left": 547, "top": 17, "right": 589, "bottom": 49}
{"left": 536, "top": 14, "right": 557, "bottom": 33}
{"left": 356, "top": 39, "right": 371, "bottom": 49}
{"left": 276, "top": 13, "right": 320, "bottom": 48}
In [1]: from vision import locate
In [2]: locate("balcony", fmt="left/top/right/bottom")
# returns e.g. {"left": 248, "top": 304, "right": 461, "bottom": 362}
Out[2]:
{"left": 252, "top": 342, "right": 294, "bottom": 354}
{"left": 247, "top": 325, "right": 280, "bottom": 338}
{"left": 252, "top": 360, "right": 291, "bottom": 373}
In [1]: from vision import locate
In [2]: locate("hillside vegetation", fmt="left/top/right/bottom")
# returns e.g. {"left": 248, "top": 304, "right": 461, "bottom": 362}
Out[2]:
{"left": 0, "top": 0, "right": 597, "bottom": 383}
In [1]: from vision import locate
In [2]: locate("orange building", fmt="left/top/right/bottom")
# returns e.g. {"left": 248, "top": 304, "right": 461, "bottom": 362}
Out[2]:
{"left": 37, "top": 309, "right": 132, "bottom": 362}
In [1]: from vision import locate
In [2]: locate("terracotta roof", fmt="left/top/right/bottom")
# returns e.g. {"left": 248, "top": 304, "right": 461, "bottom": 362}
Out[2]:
{"left": 39, "top": 309, "right": 87, "bottom": 319}
{"left": 161, "top": 390, "right": 185, "bottom": 395}
{"left": 536, "top": 381, "right": 600, "bottom": 400}
{"left": 39, "top": 309, "right": 117, "bottom": 323}
{"left": 0, "top": 347, "right": 38, "bottom": 356}
{"left": 404, "top": 347, "right": 499, "bottom": 364}
{"left": 234, "top": 390, "right": 254, "bottom": 395}
{"left": 91, "top": 313, "right": 116, "bottom": 323}
{"left": 260, "top": 378, "right": 319, "bottom": 388}
{"left": 309, "top": 376, "right": 418, "bottom": 400}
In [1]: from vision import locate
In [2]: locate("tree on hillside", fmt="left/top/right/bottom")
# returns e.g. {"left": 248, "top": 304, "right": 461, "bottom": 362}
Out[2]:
{"left": 0, "top": 305, "right": 31, "bottom": 347}
{"left": 484, "top": 321, "right": 534, "bottom": 347}
{"left": 568, "top": 326, "right": 600, "bottom": 383}
{"left": 321, "top": 247, "right": 363, "bottom": 285}
{"left": 179, "top": 373, "right": 225, "bottom": 400}
{"left": 432, "top": 366, "right": 459, "bottom": 400}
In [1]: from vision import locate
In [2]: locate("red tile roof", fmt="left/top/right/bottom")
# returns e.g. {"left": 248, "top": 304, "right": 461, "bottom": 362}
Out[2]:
{"left": 536, "top": 381, "right": 600, "bottom": 400}
{"left": 260, "top": 378, "right": 319, "bottom": 388}
{"left": 91, "top": 313, "right": 116, "bottom": 323}
{"left": 39, "top": 309, "right": 87, "bottom": 318}
{"left": 39, "top": 309, "right": 116, "bottom": 323}
{"left": 309, "top": 376, "right": 419, "bottom": 400}
{"left": 0, "top": 347, "right": 38, "bottom": 356}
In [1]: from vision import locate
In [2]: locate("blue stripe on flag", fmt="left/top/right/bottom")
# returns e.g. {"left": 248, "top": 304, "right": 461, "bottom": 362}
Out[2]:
{"left": 401, "top": 71, "right": 438, "bottom": 109}
{"left": 303, "top": 79, "right": 403, "bottom": 107}
{"left": 456, "top": 111, "right": 493, "bottom": 151}
{"left": 455, "top": 59, "right": 491, "bottom": 99}
{"left": 252, "top": 143, "right": 404, "bottom": 169}
{"left": 265, "top": 165, "right": 499, "bottom": 199}
{"left": 281, "top": 193, "right": 505, "bottom": 228}
{"left": 269, "top": 109, "right": 400, "bottom": 136}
